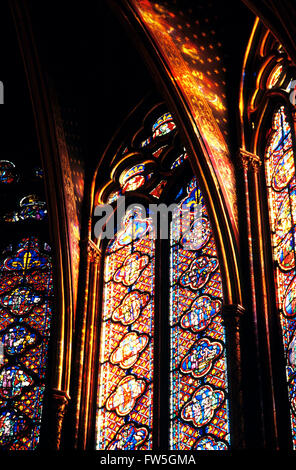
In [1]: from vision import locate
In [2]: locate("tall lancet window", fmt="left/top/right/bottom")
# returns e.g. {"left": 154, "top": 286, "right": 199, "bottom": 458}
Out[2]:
{"left": 169, "top": 178, "right": 229, "bottom": 450}
{"left": 264, "top": 106, "right": 296, "bottom": 447}
{"left": 96, "top": 208, "right": 155, "bottom": 450}
{"left": 0, "top": 162, "right": 53, "bottom": 450}
{"left": 95, "top": 105, "right": 230, "bottom": 450}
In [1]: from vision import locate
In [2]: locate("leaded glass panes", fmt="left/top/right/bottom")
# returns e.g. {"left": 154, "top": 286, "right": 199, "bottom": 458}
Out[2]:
{"left": 152, "top": 113, "right": 176, "bottom": 138}
{"left": 96, "top": 209, "right": 155, "bottom": 450}
{"left": 266, "top": 65, "right": 284, "bottom": 89}
{"left": 95, "top": 106, "right": 231, "bottom": 450}
{"left": 169, "top": 177, "right": 230, "bottom": 450}
{"left": 2, "top": 195, "right": 47, "bottom": 223}
{"left": 0, "top": 152, "right": 53, "bottom": 450}
{"left": 264, "top": 106, "right": 296, "bottom": 448}
{"left": 0, "top": 237, "right": 53, "bottom": 449}
{"left": 0, "top": 161, "right": 18, "bottom": 184}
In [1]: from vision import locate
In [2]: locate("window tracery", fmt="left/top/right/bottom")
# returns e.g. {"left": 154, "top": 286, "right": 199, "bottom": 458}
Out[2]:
{"left": 95, "top": 104, "right": 230, "bottom": 450}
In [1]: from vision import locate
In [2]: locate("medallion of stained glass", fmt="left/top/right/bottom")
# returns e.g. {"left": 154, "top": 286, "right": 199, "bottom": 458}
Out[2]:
{"left": 152, "top": 113, "right": 176, "bottom": 138}
{"left": 119, "top": 164, "right": 148, "bottom": 193}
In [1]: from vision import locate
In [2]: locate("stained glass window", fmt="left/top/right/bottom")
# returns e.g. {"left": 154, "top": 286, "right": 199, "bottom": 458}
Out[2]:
{"left": 96, "top": 208, "right": 155, "bottom": 450}
{"left": 169, "top": 177, "right": 230, "bottom": 450}
{"left": 171, "top": 151, "right": 189, "bottom": 169}
{"left": 119, "top": 164, "right": 147, "bottom": 194}
{"left": 141, "top": 137, "right": 153, "bottom": 148}
{"left": 266, "top": 65, "right": 283, "bottom": 89}
{"left": 149, "top": 180, "right": 167, "bottom": 199}
{"left": 2, "top": 195, "right": 47, "bottom": 223}
{"left": 140, "top": 112, "right": 176, "bottom": 148}
{"left": 0, "top": 153, "right": 53, "bottom": 450}
{"left": 0, "top": 161, "right": 18, "bottom": 184}
{"left": 33, "top": 167, "right": 44, "bottom": 179}
{"left": 0, "top": 237, "right": 53, "bottom": 449}
{"left": 107, "top": 191, "right": 121, "bottom": 204}
{"left": 152, "top": 112, "right": 176, "bottom": 138}
{"left": 95, "top": 107, "right": 231, "bottom": 450}
{"left": 264, "top": 106, "right": 296, "bottom": 448}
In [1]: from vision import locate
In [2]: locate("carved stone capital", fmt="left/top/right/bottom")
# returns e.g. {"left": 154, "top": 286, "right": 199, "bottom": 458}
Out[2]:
{"left": 222, "top": 304, "right": 245, "bottom": 343}
{"left": 222, "top": 303, "right": 245, "bottom": 325}
{"left": 239, "top": 148, "right": 262, "bottom": 171}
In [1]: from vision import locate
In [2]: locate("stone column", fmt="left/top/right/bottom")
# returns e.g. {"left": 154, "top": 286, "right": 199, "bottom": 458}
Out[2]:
{"left": 48, "top": 389, "right": 70, "bottom": 450}
{"left": 222, "top": 304, "right": 245, "bottom": 449}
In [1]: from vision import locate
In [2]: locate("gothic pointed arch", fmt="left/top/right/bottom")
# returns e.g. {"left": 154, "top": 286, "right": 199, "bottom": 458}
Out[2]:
{"left": 7, "top": 0, "right": 80, "bottom": 449}
{"left": 72, "top": 89, "right": 245, "bottom": 450}
{"left": 106, "top": 0, "right": 242, "bottom": 308}
{"left": 240, "top": 18, "right": 296, "bottom": 449}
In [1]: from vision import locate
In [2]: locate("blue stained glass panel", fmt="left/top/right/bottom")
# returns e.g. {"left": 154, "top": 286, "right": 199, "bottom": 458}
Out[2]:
{"left": 0, "top": 237, "right": 53, "bottom": 449}
{"left": 169, "top": 177, "right": 230, "bottom": 450}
